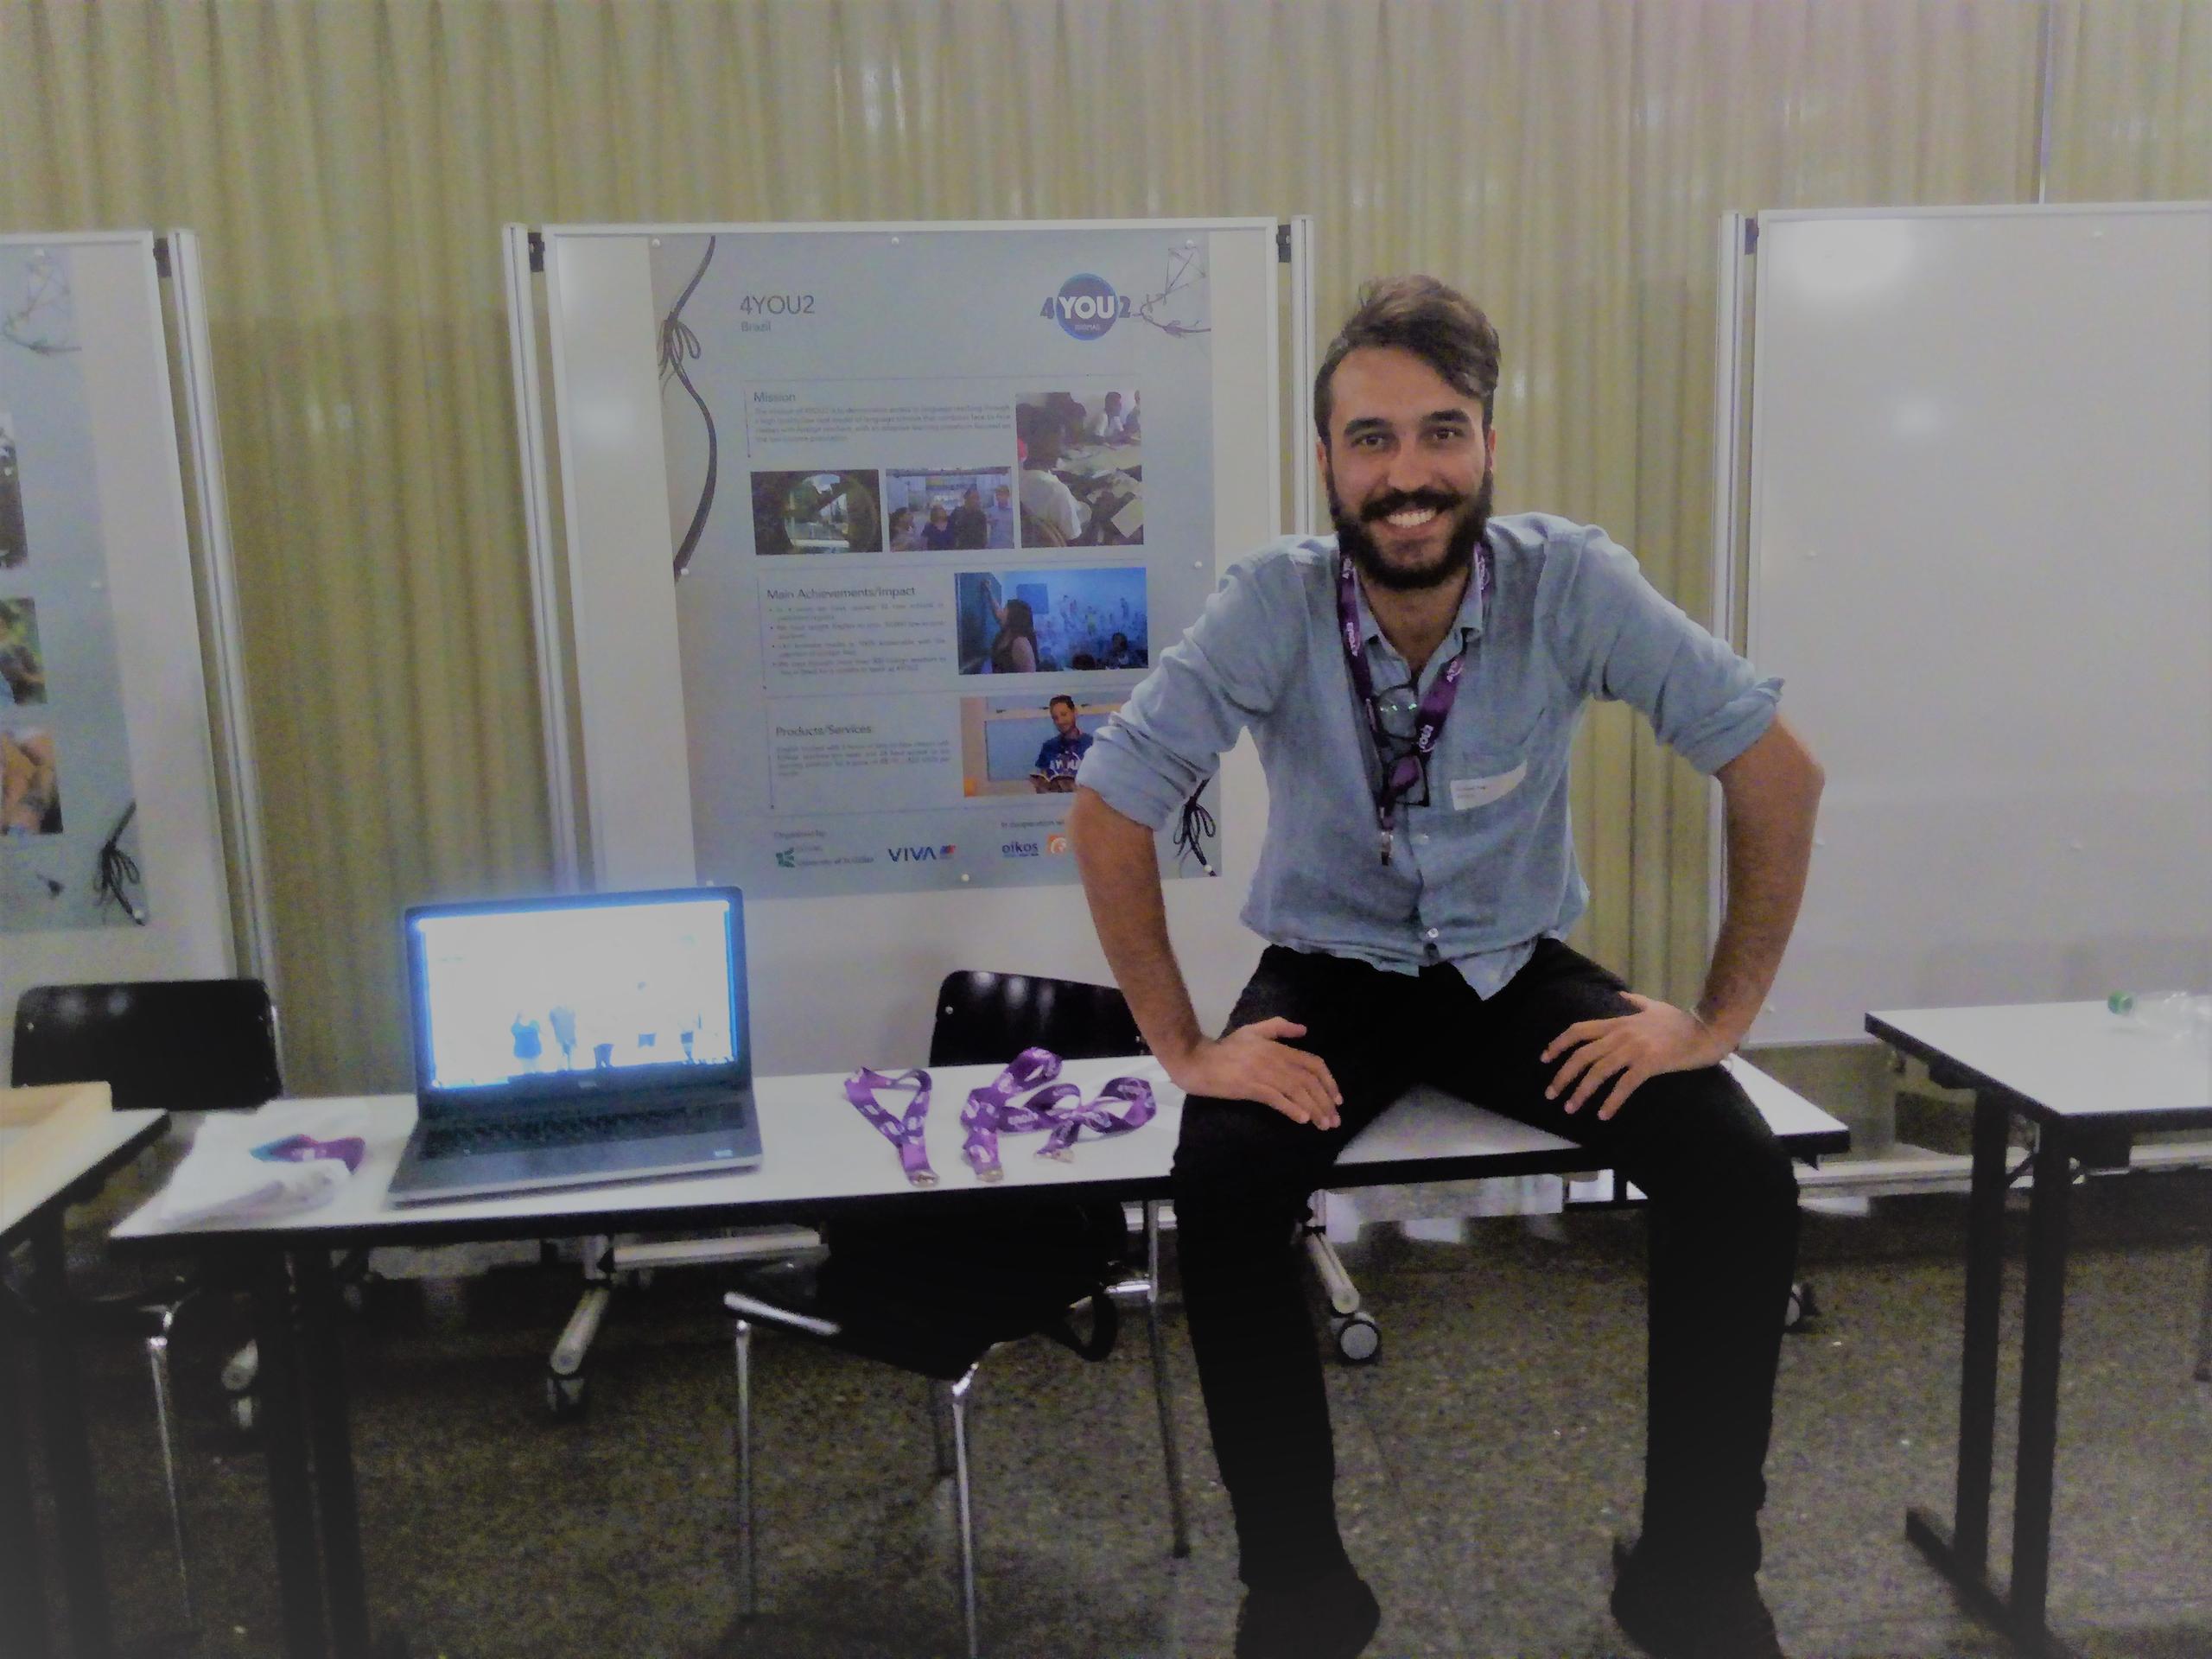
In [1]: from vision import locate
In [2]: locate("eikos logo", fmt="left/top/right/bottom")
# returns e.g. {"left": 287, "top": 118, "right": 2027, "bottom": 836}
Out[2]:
{"left": 1043, "top": 273, "right": 1128, "bottom": 340}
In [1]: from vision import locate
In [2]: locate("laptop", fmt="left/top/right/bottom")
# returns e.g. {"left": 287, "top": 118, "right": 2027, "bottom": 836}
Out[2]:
{"left": 386, "top": 887, "right": 764, "bottom": 1205}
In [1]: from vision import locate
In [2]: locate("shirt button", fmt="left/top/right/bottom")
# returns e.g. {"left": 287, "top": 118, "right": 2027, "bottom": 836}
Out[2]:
{"left": 1424, "top": 927, "right": 1440, "bottom": 941}
{"left": 1414, "top": 833, "right": 1430, "bottom": 845}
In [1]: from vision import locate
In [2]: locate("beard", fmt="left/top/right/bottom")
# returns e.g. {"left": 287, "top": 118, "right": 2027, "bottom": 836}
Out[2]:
{"left": 1328, "top": 467, "right": 1493, "bottom": 594}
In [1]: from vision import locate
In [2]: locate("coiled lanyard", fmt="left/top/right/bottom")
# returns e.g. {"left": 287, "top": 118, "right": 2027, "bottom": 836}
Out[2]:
{"left": 843, "top": 1049, "right": 1157, "bottom": 1184}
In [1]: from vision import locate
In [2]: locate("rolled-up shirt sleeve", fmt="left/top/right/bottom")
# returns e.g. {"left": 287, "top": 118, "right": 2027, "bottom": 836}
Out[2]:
{"left": 1542, "top": 523, "right": 1781, "bottom": 775}
{"left": 1077, "top": 551, "right": 1296, "bottom": 829}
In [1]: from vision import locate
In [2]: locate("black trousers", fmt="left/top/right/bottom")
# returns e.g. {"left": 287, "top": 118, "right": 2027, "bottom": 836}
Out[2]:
{"left": 1172, "top": 941, "right": 1800, "bottom": 1591}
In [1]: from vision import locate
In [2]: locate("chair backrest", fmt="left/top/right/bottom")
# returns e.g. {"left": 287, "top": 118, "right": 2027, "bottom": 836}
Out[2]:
{"left": 10, "top": 979, "right": 283, "bottom": 1110}
{"left": 928, "top": 971, "right": 1146, "bottom": 1067}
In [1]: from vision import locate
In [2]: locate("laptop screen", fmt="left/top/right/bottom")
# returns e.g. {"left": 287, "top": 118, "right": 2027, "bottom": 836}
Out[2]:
{"left": 408, "top": 890, "right": 746, "bottom": 1098}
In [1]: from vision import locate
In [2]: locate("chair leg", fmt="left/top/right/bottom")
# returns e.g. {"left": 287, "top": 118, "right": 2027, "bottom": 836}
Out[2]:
{"left": 947, "top": 1363, "right": 982, "bottom": 1659}
{"left": 732, "top": 1319, "right": 755, "bottom": 1616}
{"left": 2194, "top": 1247, "right": 2212, "bottom": 1384}
{"left": 1143, "top": 1201, "right": 1192, "bottom": 1557}
{"left": 145, "top": 1331, "right": 196, "bottom": 1629}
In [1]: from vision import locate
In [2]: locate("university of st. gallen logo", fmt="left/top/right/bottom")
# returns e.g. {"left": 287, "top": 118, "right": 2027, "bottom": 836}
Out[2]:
{"left": 773, "top": 848, "right": 797, "bottom": 869}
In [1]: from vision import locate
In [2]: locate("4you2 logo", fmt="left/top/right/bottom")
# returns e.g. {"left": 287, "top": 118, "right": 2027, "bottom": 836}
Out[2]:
{"left": 1042, "top": 274, "right": 1130, "bottom": 340}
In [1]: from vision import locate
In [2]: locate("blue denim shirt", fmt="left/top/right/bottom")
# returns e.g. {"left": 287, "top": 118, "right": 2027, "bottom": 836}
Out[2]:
{"left": 1077, "top": 513, "right": 1782, "bottom": 996}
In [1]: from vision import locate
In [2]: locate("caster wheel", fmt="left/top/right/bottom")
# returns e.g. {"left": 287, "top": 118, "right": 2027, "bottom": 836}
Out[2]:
{"left": 1783, "top": 1280, "right": 1819, "bottom": 1333}
{"left": 1331, "top": 1311, "right": 1381, "bottom": 1364}
{"left": 227, "top": 1390, "right": 258, "bottom": 1435}
{"left": 546, "top": 1372, "right": 589, "bottom": 1420}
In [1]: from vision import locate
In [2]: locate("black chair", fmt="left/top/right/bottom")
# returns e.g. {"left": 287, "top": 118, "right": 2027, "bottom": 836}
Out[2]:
{"left": 10, "top": 978, "right": 283, "bottom": 1630}
{"left": 722, "top": 970, "right": 1185, "bottom": 1659}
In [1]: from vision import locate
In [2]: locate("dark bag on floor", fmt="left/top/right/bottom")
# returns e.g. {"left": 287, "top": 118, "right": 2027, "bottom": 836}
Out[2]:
{"left": 816, "top": 1198, "right": 1131, "bottom": 1380}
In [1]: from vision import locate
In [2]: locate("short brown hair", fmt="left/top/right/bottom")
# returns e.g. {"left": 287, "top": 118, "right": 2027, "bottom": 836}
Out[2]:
{"left": 1314, "top": 276, "right": 1501, "bottom": 445}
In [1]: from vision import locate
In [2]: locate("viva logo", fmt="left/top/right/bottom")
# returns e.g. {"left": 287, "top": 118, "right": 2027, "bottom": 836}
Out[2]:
{"left": 888, "top": 843, "right": 957, "bottom": 863}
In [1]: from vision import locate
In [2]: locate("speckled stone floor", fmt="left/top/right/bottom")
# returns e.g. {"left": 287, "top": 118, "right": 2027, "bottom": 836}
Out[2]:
{"left": 16, "top": 1170, "right": 2212, "bottom": 1658}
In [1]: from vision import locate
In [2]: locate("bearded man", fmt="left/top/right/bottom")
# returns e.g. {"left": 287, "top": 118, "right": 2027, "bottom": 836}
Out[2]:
{"left": 1069, "top": 276, "right": 1825, "bottom": 1659}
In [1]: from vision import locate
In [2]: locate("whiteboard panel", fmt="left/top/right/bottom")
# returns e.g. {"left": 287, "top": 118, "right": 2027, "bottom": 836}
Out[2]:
{"left": 534, "top": 220, "right": 1287, "bottom": 1074}
{"left": 1743, "top": 205, "right": 2212, "bottom": 1043}
{"left": 0, "top": 233, "right": 236, "bottom": 1078}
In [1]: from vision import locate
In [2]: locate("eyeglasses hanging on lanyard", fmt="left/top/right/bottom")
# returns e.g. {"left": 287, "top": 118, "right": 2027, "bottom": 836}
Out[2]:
{"left": 1333, "top": 550, "right": 1489, "bottom": 866}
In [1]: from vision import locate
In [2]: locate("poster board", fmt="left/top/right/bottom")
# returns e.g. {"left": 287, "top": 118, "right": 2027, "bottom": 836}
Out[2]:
{"left": 1717, "top": 203, "right": 2212, "bottom": 1046}
{"left": 520, "top": 219, "right": 1292, "bottom": 1073}
{"left": 0, "top": 232, "right": 256, "bottom": 1081}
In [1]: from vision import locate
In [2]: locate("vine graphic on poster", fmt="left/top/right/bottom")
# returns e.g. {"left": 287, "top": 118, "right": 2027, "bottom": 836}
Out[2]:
{"left": 660, "top": 237, "right": 720, "bottom": 580}
{"left": 3, "top": 250, "right": 80, "bottom": 356}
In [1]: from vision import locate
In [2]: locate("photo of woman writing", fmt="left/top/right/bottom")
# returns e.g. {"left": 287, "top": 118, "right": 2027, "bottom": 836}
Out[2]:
{"left": 988, "top": 594, "right": 1039, "bottom": 675}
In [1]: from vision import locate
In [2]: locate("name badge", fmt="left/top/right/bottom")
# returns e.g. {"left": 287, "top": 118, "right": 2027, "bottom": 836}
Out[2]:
{"left": 1449, "top": 761, "right": 1527, "bottom": 811}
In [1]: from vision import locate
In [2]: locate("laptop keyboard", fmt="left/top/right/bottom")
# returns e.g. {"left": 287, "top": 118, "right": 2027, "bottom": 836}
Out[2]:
{"left": 423, "top": 1098, "right": 739, "bottom": 1160}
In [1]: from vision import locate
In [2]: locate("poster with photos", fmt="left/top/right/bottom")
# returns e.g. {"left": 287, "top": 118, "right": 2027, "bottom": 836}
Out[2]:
{"left": 0, "top": 245, "right": 148, "bottom": 932}
{"left": 650, "top": 227, "right": 1217, "bottom": 897}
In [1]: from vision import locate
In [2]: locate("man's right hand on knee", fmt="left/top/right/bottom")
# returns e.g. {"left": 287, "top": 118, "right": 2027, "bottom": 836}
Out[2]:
{"left": 1163, "top": 1018, "right": 1344, "bottom": 1129}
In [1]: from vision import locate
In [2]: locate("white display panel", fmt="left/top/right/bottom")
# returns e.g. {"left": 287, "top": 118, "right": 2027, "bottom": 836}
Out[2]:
{"left": 526, "top": 219, "right": 1287, "bottom": 1073}
{"left": 0, "top": 232, "right": 242, "bottom": 1079}
{"left": 1733, "top": 204, "right": 2212, "bottom": 1044}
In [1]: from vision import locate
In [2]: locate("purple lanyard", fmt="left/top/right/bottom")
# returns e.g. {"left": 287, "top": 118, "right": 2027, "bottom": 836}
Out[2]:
{"left": 843, "top": 1066, "right": 938, "bottom": 1185}
{"left": 850, "top": 1051, "right": 1157, "bottom": 1183}
{"left": 1334, "top": 550, "right": 1487, "bottom": 865}
{"left": 962, "top": 1047, "right": 1156, "bottom": 1180}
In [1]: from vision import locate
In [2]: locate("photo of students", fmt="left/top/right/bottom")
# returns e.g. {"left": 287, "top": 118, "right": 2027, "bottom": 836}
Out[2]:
{"left": 748, "top": 469, "right": 884, "bottom": 555}
{"left": 957, "top": 692, "right": 1124, "bottom": 798}
{"left": 0, "top": 598, "right": 46, "bottom": 706}
{"left": 1015, "top": 391, "right": 1144, "bottom": 547}
{"left": 954, "top": 567, "right": 1149, "bottom": 675}
{"left": 0, "top": 415, "right": 26, "bottom": 570}
{"left": 885, "top": 467, "right": 1016, "bottom": 550}
{"left": 1, "top": 726, "right": 61, "bottom": 835}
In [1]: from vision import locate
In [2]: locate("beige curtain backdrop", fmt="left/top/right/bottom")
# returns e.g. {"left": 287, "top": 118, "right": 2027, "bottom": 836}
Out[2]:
{"left": 0, "top": 0, "right": 2202, "bottom": 1092}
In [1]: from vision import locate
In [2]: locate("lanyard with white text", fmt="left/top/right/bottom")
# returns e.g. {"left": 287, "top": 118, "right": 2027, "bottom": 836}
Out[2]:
{"left": 843, "top": 1066, "right": 937, "bottom": 1185}
{"left": 962, "top": 1047, "right": 1159, "bottom": 1181}
{"left": 1334, "top": 551, "right": 1488, "bottom": 865}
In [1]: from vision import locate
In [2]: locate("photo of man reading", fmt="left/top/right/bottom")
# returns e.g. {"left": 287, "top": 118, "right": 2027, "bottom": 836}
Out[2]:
{"left": 957, "top": 693, "right": 1122, "bottom": 799}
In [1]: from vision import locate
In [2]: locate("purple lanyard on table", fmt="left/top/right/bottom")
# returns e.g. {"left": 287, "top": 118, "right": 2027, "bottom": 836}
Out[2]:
{"left": 962, "top": 1047, "right": 1156, "bottom": 1180}
{"left": 1334, "top": 550, "right": 1488, "bottom": 866}
{"left": 843, "top": 1066, "right": 938, "bottom": 1185}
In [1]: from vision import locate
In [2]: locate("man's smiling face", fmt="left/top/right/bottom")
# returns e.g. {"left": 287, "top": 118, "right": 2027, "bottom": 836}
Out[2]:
{"left": 1320, "top": 345, "right": 1497, "bottom": 594}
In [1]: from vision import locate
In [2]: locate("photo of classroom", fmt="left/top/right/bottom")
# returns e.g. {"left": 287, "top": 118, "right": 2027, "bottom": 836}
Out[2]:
{"left": 1014, "top": 390, "right": 1143, "bottom": 546}
{"left": 0, "top": 414, "right": 27, "bottom": 569}
{"left": 1, "top": 725, "right": 61, "bottom": 835}
{"left": 0, "top": 597, "right": 46, "bottom": 706}
{"left": 958, "top": 692, "right": 1123, "bottom": 798}
{"left": 885, "top": 467, "right": 1016, "bottom": 550}
{"left": 748, "top": 468, "right": 884, "bottom": 554}
{"left": 954, "top": 566, "right": 1148, "bottom": 675}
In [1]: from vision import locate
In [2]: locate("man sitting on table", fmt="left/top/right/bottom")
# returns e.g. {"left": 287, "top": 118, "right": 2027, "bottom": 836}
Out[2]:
{"left": 1069, "top": 276, "right": 1823, "bottom": 1659}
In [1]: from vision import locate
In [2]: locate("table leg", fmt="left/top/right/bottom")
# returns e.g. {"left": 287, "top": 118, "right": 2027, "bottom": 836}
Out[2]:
{"left": 0, "top": 1282, "right": 54, "bottom": 1659}
{"left": 29, "top": 1211, "right": 111, "bottom": 1659}
{"left": 2009, "top": 1122, "right": 2075, "bottom": 1639}
{"left": 1954, "top": 1093, "right": 2011, "bottom": 1568}
{"left": 251, "top": 1247, "right": 332, "bottom": 1658}
{"left": 295, "top": 1248, "right": 375, "bottom": 1659}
